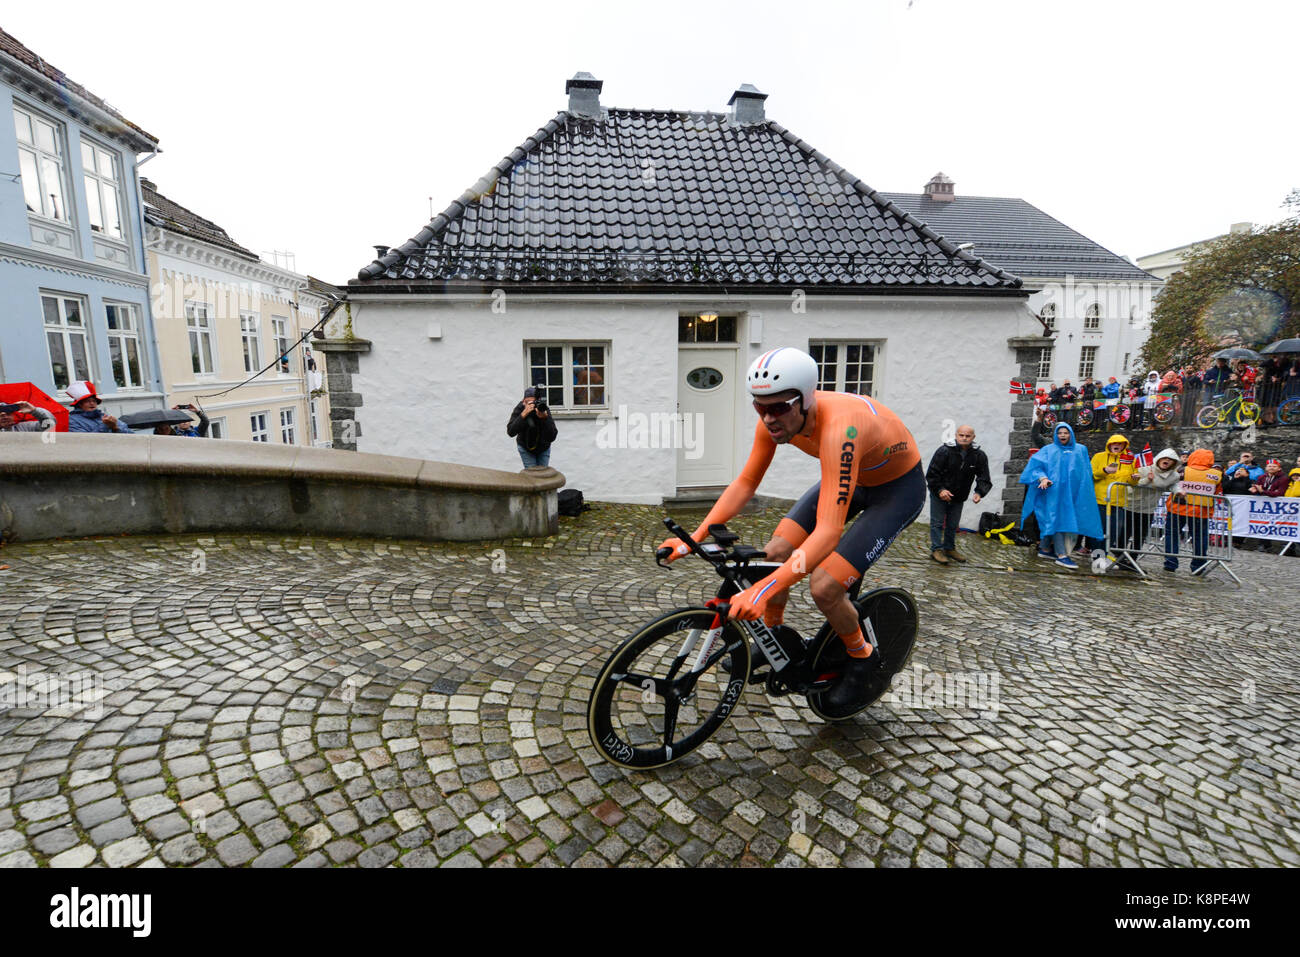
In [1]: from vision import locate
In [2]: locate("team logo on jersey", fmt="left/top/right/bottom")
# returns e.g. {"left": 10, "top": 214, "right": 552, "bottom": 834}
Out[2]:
{"left": 846, "top": 426, "right": 858, "bottom": 439}
{"left": 837, "top": 441, "right": 855, "bottom": 505}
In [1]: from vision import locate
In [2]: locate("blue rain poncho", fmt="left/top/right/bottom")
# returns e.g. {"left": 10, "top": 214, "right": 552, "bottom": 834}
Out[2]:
{"left": 1019, "top": 423, "right": 1104, "bottom": 539}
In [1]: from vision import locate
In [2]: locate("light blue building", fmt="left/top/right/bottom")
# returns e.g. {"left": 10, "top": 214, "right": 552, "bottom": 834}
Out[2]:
{"left": 0, "top": 27, "right": 162, "bottom": 414}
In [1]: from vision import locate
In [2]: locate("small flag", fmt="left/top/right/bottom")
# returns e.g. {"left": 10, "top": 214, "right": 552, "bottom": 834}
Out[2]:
{"left": 1009, "top": 380, "right": 1032, "bottom": 394}
{"left": 1135, "top": 444, "right": 1153, "bottom": 468}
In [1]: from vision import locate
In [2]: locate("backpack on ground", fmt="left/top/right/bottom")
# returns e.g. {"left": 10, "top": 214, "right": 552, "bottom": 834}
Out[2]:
{"left": 558, "top": 489, "right": 589, "bottom": 516}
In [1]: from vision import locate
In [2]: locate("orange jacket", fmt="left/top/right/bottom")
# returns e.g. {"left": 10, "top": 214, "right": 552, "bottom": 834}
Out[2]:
{"left": 1167, "top": 450, "right": 1222, "bottom": 518}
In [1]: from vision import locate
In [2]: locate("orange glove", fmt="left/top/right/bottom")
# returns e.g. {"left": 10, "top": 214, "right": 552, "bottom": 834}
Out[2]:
{"left": 657, "top": 537, "right": 695, "bottom": 563}
{"left": 727, "top": 582, "right": 771, "bottom": 621}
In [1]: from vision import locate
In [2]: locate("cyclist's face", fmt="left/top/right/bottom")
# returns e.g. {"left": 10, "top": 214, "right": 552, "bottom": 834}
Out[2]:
{"left": 754, "top": 392, "right": 803, "bottom": 443}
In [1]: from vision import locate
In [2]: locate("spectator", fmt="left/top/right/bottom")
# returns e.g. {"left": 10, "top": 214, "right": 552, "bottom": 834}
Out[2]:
{"left": 1259, "top": 357, "right": 1287, "bottom": 427}
{"left": 1101, "top": 376, "right": 1121, "bottom": 399}
{"left": 925, "top": 424, "right": 992, "bottom": 565}
{"left": 1090, "top": 434, "right": 1137, "bottom": 558}
{"left": 1164, "top": 448, "right": 1223, "bottom": 574}
{"left": 65, "top": 382, "right": 132, "bottom": 434}
{"left": 153, "top": 404, "right": 209, "bottom": 437}
{"left": 1287, "top": 467, "right": 1300, "bottom": 497}
{"left": 0, "top": 401, "right": 55, "bottom": 433}
{"left": 1233, "top": 360, "right": 1258, "bottom": 395}
{"left": 1250, "top": 459, "right": 1287, "bottom": 497}
{"left": 1223, "top": 452, "right": 1263, "bottom": 492}
{"left": 1029, "top": 405, "right": 1049, "bottom": 448}
{"left": 506, "top": 386, "right": 557, "bottom": 467}
{"left": 1129, "top": 448, "right": 1181, "bottom": 558}
{"left": 1202, "top": 357, "right": 1232, "bottom": 395}
{"left": 1019, "top": 423, "right": 1104, "bottom": 569}
{"left": 1134, "top": 371, "right": 1162, "bottom": 429}
{"left": 1282, "top": 356, "right": 1300, "bottom": 399}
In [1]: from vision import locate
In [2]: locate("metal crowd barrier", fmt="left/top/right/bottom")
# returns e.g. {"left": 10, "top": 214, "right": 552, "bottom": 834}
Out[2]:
{"left": 1102, "top": 482, "right": 1240, "bottom": 584}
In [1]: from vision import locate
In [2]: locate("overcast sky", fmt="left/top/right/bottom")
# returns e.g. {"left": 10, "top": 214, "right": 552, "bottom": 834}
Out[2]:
{"left": 7, "top": 0, "right": 1295, "bottom": 284}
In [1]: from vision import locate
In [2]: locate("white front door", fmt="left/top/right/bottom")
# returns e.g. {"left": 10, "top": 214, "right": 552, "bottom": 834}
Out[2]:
{"left": 677, "top": 348, "right": 737, "bottom": 487}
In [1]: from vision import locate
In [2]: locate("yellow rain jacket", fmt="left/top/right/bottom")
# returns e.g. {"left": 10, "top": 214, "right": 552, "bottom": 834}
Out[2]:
{"left": 1287, "top": 468, "right": 1300, "bottom": 497}
{"left": 1092, "top": 434, "right": 1136, "bottom": 507}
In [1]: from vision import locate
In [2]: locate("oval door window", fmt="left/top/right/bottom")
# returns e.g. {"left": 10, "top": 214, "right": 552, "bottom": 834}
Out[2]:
{"left": 687, "top": 367, "right": 724, "bottom": 390}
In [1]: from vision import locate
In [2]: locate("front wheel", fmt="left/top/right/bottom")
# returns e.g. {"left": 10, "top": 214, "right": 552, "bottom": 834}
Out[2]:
{"left": 1195, "top": 405, "right": 1220, "bottom": 429}
{"left": 1042, "top": 410, "right": 1058, "bottom": 428}
{"left": 1236, "top": 402, "right": 1261, "bottom": 426}
{"left": 1076, "top": 407, "right": 1094, "bottom": 427}
{"left": 587, "top": 608, "right": 751, "bottom": 769}
{"left": 1109, "top": 404, "right": 1131, "bottom": 425}
{"left": 806, "top": 588, "right": 919, "bottom": 723}
{"left": 1278, "top": 397, "right": 1300, "bottom": 426}
{"left": 1152, "top": 402, "right": 1176, "bottom": 425}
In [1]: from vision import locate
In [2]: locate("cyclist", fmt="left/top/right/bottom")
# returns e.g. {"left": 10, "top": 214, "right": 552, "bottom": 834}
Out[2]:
{"left": 658, "top": 347, "right": 924, "bottom": 716}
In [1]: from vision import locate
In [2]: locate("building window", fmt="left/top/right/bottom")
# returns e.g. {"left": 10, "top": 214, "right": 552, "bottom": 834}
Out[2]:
{"left": 526, "top": 342, "right": 607, "bottom": 409}
{"left": 1078, "top": 346, "right": 1098, "bottom": 379}
{"left": 105, "top": 303, "right": 144, "bottom": 389}
{"left": 1129, "top": 306, "right": 1139, "bottom": 326}
{"left": 14, "top": 105, "right": 69, "bottom": 222}
{"left": 250, "top": 412, "right": 269, "bottom": 442}
{"left": 1037, "top": 347, "right": 1053, "bottom": 380}
{"left": 186, "top": 302, "right": 216, "bottom": 375}
{"left": 1122, "top": 352, "right": 1130, "bottom": 374}
{"left": 272, "top": 317, "right": 293, "bottom": 374}
{"left": 42, "top": 293, "right": 91, "bottom": 391}
{"left": 208, "top": 417, "right": 226, "bottom": 439}
{"left": 280, "top": 408, "right": 297, "bottom": 445}
{"left": 1084, "top": 303, "right": 1101, "bottom": 331}
{"left": 678, "top": 313, "right": 737, "bottom": 343}
{"left": 240, "top": 313, "right": 262, "bottom": 373}
{"left": 309, "top": 400, "right": 319, "bottom": 443}
{"left": 81, "top": 139, "right": 123, "bottom": 239}
{"left": 1041, "top": 302, "right": 1057, "bottom": 330}
{"left": 809, "top": 342, "right": 875, "bottom": 395}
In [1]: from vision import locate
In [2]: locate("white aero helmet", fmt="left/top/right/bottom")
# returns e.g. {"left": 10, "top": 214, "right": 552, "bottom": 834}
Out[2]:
{"left": 747, "top": 347, "right": 819, "bottom": 409}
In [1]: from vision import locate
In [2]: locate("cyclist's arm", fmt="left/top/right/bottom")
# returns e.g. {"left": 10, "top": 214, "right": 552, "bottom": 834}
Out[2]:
{"left": 688, "top": 420, "right": 776, "bottom": 541}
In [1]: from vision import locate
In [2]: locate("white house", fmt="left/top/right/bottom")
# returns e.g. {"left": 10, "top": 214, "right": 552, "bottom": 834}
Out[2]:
{"left": 884, "top": 175, "right": 1163, "bottom": 386}
{"left": 1137, "top": 222, "right": 1253, "bottom": 281}
{"left": 342, "top": 76, "right": 1037, "bottom": 509}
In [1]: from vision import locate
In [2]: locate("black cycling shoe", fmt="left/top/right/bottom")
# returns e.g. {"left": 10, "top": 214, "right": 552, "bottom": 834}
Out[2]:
{"left": 820, "top": 651, "right": 884, "bottom": 719}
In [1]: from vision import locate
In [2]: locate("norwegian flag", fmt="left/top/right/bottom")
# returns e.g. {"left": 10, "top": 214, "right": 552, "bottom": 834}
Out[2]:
{"left": 1134, "top": 444, "right": 1154, "bottom": 468}
{"left": 1009, "top": 379, "right": 1033, "bottom": 395}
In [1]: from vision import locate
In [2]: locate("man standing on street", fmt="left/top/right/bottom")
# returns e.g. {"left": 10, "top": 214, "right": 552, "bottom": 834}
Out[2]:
{"left": 926, "top": 424, "right": 993, "bottom": 564}
{"left": 507, "top": 386, "right": 558, "bottom": 467}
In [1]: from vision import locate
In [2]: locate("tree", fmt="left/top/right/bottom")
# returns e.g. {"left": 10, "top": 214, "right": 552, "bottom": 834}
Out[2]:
{"left": 1141, "top": 191, "right": 1300, "bottom": 372}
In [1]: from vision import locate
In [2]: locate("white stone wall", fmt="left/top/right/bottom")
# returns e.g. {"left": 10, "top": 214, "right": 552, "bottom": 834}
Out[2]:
{"left": 348, "top": 293, "right": 1028, "bottom": 513}
{"left": 1026, "top": 278, "right": 1162, "bottom": 384}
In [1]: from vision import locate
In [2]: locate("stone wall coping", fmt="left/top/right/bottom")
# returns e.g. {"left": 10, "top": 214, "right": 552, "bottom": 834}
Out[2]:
{"left": 0, "top": 434, "right": 566, "bottom": 493}
{"left": 1007, "top": 335, "right": 1055, "bottom": 348}
{"left": 314, "top": 338, "right": 372, "bottom": 353}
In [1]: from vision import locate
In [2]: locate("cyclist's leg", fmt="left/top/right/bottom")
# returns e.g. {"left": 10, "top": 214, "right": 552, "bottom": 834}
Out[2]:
{"left": 812, "top": 463, "right": 926, "bottom": 657}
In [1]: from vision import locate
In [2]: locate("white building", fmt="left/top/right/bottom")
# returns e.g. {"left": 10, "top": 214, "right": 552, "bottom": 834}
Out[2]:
{"left": 342, "top": 77, "right": 1037, "bottom": 509}
{"left": 1137, "top": 222, "right": 1253, "bottom": 281}
{"left": 884, "top": 175, "right": 1163, "bottom": 386}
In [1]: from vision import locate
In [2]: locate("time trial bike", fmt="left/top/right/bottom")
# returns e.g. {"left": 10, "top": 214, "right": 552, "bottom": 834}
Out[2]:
{"left": 586, "top": 518, "right": 919, "bottom": 770}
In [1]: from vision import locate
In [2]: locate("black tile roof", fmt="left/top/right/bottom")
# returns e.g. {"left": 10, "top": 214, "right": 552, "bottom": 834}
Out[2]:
{"left": 877, "top": 192, "right": 1159, "bottom": 282}
{"left": 141, "top": 179, "right": 259, "bottom": 261}
{"left": 352, "top": 109, "right": 1022, "bottom": 293}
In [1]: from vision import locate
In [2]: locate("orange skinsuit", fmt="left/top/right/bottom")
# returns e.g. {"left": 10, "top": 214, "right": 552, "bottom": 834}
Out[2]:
{"left": 671, "top": 390, "right": 920, "bottom": 604}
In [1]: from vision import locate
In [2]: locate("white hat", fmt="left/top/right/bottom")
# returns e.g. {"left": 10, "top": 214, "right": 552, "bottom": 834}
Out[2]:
{"left": 66, "top": 381, "right": 100, "bottom": 406}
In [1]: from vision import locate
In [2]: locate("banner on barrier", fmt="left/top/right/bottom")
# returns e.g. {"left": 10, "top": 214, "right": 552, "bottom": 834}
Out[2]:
{"left": 1147, "top": 494, "right": 1298, "bottom": 541}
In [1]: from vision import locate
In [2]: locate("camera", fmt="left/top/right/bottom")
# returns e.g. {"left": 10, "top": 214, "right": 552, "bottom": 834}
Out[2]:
{"left": 535, "top": 398, "right": 549, "bottom": 414}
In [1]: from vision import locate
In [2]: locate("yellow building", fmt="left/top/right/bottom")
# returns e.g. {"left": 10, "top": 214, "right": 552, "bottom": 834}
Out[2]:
{"left": 142, "top": 179, "right": 332, "bottom": 443}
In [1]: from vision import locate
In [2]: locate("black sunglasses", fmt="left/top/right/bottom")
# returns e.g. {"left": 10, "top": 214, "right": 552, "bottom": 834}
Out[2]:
{"left": 753, "top": 397, "right": 798, "bottom": 418}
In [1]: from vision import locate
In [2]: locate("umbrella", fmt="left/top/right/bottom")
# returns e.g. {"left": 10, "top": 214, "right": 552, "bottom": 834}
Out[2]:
{"left": 1211, "top": 347, "right": 1262, "bottom": 361}
{"left": 121, "top": 408, "right": 194, "bottom": 429}
{"left": 0, "top": 382, "right": 69, "bottom": 431}
{"left": 1260, "top": 338, "right": 1300, "bottom": 355}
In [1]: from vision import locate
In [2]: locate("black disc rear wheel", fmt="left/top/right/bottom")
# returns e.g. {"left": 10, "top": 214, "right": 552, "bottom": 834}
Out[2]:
{"left": 587, "top": 608, "right": 751, "bottom": 769}
{"left": 806, "top": 588, "right": 919, "bottom": 723}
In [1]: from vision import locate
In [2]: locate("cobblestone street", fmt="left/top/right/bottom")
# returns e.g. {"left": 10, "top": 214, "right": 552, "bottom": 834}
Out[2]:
{"left": 1, "top": 503, "right": 1297, "bottom": 868}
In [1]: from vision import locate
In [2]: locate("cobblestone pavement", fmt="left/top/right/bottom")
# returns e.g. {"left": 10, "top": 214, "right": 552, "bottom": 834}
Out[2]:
{"left": 1, "top": 503, "right": 1297, "bottom": 868}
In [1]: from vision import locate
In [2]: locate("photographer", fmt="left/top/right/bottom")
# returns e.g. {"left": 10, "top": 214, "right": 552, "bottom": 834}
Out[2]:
{"left": 0, "top": 401, "right": 55, "bottom": 433}
{"left": 156, "top": 404, "right": 210, "bottom": 437}
{"left": 507, "top": 386, "right": 557, "bottom": 467}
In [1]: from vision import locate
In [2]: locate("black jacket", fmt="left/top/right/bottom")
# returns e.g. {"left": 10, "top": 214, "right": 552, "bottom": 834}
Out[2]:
{"left": 926, "top": 442, "right": 993, "bottom": 502}
{"left": 507, "top": 402, "right": 558, "bottom": 453}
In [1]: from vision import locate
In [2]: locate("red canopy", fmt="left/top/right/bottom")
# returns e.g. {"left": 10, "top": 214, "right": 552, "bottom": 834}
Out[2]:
{"left": 0, "top": 382, "right": 69, "bottom": 431}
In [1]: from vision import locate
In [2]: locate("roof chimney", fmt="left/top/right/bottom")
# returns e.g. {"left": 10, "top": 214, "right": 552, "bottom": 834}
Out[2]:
{"left": 566, "top": 72, "right": 603, "bottom": 119}
{"left": 1229, "top": 222, "right": 1253, "bottom": 235}
{"left": 728, "top": 84, "right": 768, "bottom": 126}
{"left": 924, "top": 172, "right": 955, "bottom": 202}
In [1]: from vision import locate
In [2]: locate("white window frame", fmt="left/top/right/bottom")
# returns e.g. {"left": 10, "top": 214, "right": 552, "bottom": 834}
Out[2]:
{"left": 280, "top": 407, "right": 297, "bottom": 445}
{"left": 14, "top": 104, "right": 70, "bottom": 223}
{"left": 1037, "top": 347, "right": 1054, "bottom": 380}
{"left": 208, "top": 417, "right": 227, "bottom": 439}
{"left": 41, "top": 292, "right": 92, "bottom": 392}
{"left": 80, "top": 136, "right": 125, "bottom": 241}
{"left": 104, "top": 301, "right": 145, "bottom": 390}
{"left": 240, "top": 313, "right": 262, "bottom": 373}
{"left": 186, "top": 301, "right": 217, "bottom": 375}
{"left": 250, "top": 412, "right": 269, "bottom": 442}
{"left": 272, "top": 316, "right": 293, "bottom": 375}
{"left": 808, "top": 340, "right": 878, "bottom": 396}
{"left": 1041, "top": 302, "right": 1057, "bottom": 330}
{"left": 524, "top": 341, "right": 609, "bottom": 411}
{"left": 1078, "top": 346, "right": 1098, "bottom": 380}
{"left": 1084, "top": 303, "right": 1102, "bottom": 331}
